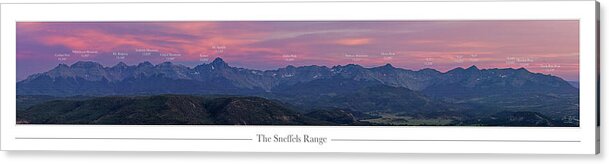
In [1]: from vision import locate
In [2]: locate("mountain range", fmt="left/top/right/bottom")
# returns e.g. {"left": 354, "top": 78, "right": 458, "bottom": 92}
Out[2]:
{"left": 17, "top": 57, "right": 577, "bottom": 97}
{"left": 16, "top": 58, "right": 580, "bottom": 126}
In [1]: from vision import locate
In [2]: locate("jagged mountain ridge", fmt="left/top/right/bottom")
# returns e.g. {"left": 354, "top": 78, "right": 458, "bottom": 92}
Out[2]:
{"left": 17, "top": 57, "right": 577, "bottom": 96}
{"left": 16, "top": 58, "right": 580, "bottom": 126}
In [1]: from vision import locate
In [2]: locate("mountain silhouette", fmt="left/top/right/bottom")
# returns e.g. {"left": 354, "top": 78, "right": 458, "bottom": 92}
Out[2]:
{"left": 15, "top": 58, "right": 580, "bottom": 126}
{"left": 17, "top": 57, "right": 576, "bottom": 97}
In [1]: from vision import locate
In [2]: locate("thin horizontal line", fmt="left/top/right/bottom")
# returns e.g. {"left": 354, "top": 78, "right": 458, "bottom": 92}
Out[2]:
{"left": 15, "top": 137, "right": 252, "bottom": 141}
{"left": 331, "top": 139, "right": 581, "bottom": 142}
{"left": 16, "top": 19, "right": 580, "bottom": 23}
{"left": 12, "top": 124, "right": 583, "bottom": 129}
{"left": 0, "top": 0, "right": 591, "bottom": 5}
{"left": 0, "top": 1, "right": 460, "bottom": 5}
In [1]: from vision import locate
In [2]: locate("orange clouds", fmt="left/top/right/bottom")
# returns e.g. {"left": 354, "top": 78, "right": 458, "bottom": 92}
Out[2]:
{"left": 162, "top": 22, "right": 217, "bottom": 32}
{"left": 447, "top": 41, "right": 501, "bottom": 49}
{"left": 334, "top": 38, "right": 372, "bottom": 46}
{"left": 41, "top": 29, "right": 152, "bottom": 51}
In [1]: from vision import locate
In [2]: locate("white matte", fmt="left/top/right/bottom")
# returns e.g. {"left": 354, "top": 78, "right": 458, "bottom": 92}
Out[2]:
{"left": 0, "top": 0, "right": 599, "bottom": 154}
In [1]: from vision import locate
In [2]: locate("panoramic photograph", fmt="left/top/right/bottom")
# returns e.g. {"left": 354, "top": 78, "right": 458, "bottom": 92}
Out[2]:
{"left": 15, "top": 21, "right": 579, "bottom": 126}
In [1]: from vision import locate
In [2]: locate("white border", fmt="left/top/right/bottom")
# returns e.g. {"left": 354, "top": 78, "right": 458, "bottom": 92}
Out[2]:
{"left": 0, "top": 0, "right": 599, "bottom": 154}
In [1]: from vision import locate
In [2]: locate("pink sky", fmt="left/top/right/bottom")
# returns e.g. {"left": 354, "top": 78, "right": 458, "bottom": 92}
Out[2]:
{"left": 16, "top": 21, "right": 579, "bottom": 81}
